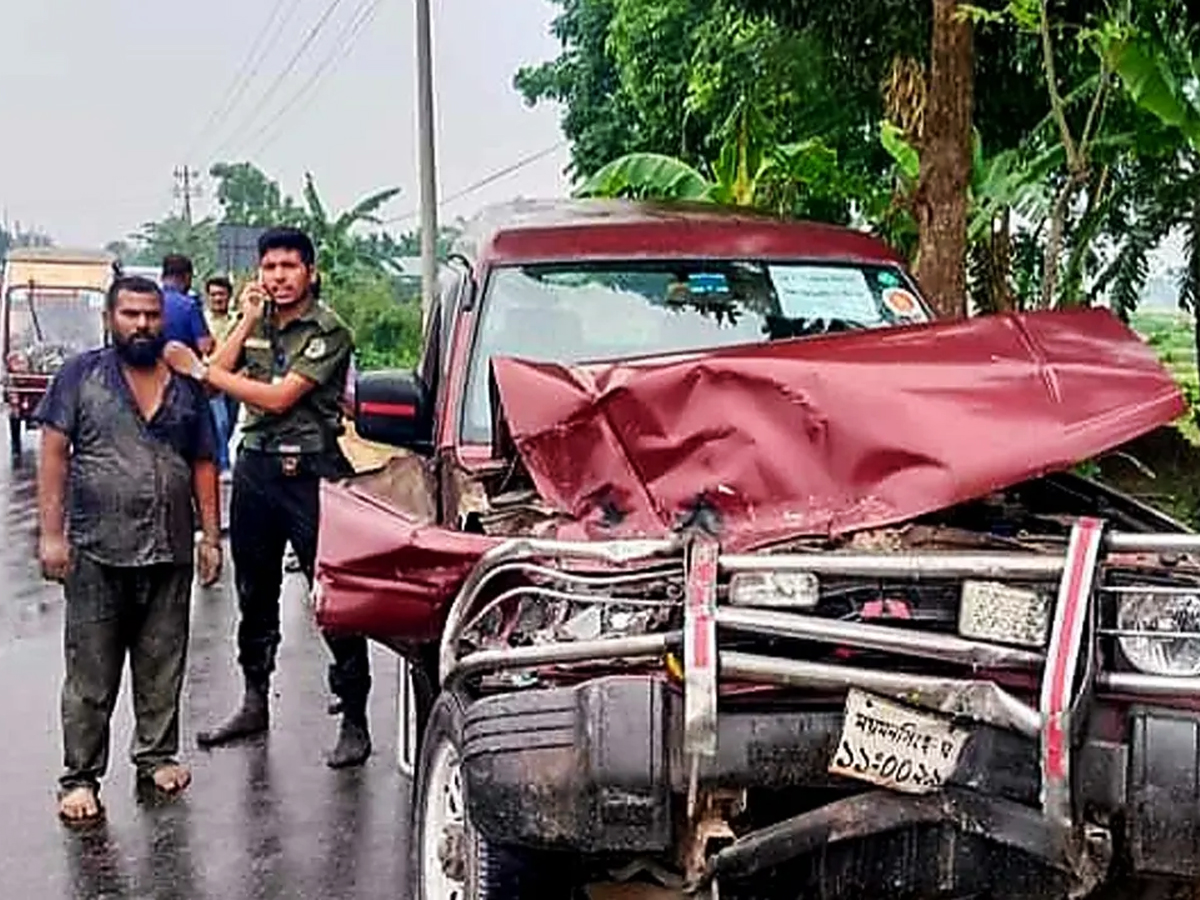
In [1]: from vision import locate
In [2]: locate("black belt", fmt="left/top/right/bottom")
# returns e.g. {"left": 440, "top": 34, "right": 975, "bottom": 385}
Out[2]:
{"left": 239, "top": 433, "right": 337, "bottom": 455}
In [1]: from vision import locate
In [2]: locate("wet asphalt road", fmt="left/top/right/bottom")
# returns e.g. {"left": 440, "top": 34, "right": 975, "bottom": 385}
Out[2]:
{"left": 0, "top": 434, "right": 412, "bottom": 899}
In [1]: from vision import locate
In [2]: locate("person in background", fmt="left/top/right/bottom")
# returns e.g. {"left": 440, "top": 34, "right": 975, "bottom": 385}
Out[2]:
{"left": 203, "top": 276, "right": 239, "bottom": 476}
{"left": 162, "top": 227, "right": 372, "bottom": 769}
{"left": 160, "top": 255, "right": 214, "bottom": 357}
{"left": 36, "top": 275, "right": 222, "bottom": 823}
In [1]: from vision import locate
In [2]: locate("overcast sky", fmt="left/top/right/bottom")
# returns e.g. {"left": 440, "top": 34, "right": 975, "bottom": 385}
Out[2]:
{"left": 0, "top": 0, "right": 570, "bottom": 248}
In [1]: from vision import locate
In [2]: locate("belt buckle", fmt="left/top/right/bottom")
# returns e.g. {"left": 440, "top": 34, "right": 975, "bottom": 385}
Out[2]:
{"left": 279, "top": 446, "right": 302, "bottom": 477}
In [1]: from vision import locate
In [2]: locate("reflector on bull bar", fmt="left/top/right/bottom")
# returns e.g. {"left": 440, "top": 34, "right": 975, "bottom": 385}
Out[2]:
{"left": 684, "top": 537, "right": 720, "bottom": 759}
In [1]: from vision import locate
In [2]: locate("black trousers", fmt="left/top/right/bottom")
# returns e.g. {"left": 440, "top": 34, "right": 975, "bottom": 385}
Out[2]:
{"left": 61, "top": 555, "right": 192, "bottom": 792}
{"left": 229, "top": 449, "right": 371, "bottom": 717}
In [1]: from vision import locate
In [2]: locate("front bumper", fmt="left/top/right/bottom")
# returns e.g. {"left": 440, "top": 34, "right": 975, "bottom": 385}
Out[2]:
{"left": 445, "top": 524, "right": 1200, "bottom": 893}
{"left": 462, "top": 676, "right": 1194, "bottom": 892}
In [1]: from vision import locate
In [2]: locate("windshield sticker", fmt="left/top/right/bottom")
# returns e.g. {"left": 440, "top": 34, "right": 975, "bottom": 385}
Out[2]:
{"left": 687, "top": 272, "right": 730, "bottom": 295}
{"left": 881, "top": 287, "right": 926, "bottom": 321}
{"left": 768, "top": 265, "right": 880, "bottom": 324}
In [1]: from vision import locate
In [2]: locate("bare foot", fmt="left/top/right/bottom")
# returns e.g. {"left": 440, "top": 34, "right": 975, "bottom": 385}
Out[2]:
{"left": 150, "top": 763, "right": 192, "bottom": 796}
{"left": 58, "top": 786, "right": 102, "bottom": 824}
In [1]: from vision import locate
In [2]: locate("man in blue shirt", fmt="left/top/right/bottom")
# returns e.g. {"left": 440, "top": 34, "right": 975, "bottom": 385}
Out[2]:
{"left": 161, "top": 255, "right": 214, "bottom": 356}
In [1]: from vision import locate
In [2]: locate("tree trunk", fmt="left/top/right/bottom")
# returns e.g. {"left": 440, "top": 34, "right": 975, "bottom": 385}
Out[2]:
{"left": 993, "top": 207, "right": 1015, "bottom": 313}
{"left": 914, "top": 0, "right": 974, "bottom": 319}
{"left": 1192, "top": 199, "right": 1200, "bottom": 420}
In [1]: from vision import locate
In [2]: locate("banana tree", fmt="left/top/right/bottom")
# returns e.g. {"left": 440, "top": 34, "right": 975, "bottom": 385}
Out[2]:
{"left": 1102, "top": 25, "right": 1200, "bottom": 366}
{"left": 575, "top": 96, "right": 850, "bottom": 221}
{"left": 878, "top": 120, "right": 1055, "bottom": 312}
{"left": 299, "top": 173, "right": 402, "bottom": 286}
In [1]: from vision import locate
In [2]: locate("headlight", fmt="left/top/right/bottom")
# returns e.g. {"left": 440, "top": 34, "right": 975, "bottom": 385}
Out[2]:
{"left": 727, "top": 572, "right": 819, "bottom": 609}
{"left": 1117, "top": 591, "right": 1200, "bottom": 676}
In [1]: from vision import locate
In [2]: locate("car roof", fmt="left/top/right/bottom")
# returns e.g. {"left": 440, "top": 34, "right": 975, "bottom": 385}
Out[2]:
{"left": 452, "top": 198, "right": 907, "bottom": 269}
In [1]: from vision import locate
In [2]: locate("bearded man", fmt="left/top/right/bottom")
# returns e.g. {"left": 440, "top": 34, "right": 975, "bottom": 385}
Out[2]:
{"left": 35, "top": 275, "right": 221, "bottom": 823}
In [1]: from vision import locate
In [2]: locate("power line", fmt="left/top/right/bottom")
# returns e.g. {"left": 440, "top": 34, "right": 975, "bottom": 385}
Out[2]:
{"left": 182, "top": 0, "right": 304, "bottom": 163}
{"left": 244, "top": 0, "right": 382, "bottom": 158}
{"left": 383, "top": 142, "right": 568, "bottom": 226}
{"left": 205, "top": 0, "right": 352, "bottom": 165}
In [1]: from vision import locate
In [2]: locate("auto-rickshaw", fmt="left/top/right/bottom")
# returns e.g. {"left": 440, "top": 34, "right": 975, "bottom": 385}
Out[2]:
{"left": 1, "top": 247, "right": 115, "bottom": 456}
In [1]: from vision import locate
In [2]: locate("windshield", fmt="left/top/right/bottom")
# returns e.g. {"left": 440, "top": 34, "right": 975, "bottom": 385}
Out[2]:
{"left": 6, "top": 286, "right": 106, "bottom": 372}
{"left": 462, "top": 260, "right": 929, "bottom": 443}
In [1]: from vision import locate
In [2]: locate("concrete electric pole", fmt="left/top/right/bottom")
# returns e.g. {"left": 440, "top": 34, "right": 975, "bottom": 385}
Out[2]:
{"left": 415, "top": 0, "right": 439, "bottom": 325}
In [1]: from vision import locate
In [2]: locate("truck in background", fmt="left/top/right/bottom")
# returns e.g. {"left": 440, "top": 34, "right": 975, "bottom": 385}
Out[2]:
{"left": 1, "top": 247, "right": 116, "bottom": 456}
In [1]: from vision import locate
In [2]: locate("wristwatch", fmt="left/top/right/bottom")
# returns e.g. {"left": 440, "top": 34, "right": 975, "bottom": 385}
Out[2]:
{"left": 190, "top": 360, "right": 211, "bottom": 383}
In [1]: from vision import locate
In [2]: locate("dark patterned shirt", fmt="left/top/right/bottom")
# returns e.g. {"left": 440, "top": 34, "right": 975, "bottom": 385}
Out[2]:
{"left": 33, "top": 348, "right": 216, "bottom": 567}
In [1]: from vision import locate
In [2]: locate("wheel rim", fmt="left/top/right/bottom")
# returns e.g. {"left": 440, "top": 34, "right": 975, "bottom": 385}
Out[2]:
{"left": 421, "top": 736, "right": 468, "bottom": 900}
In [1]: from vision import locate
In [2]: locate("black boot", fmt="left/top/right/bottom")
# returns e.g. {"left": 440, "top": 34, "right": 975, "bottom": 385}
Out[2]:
{"left": 197, "top": 683, "right": 269, "bottom": 748}
{"left": 326, "top": 713, "right": 371, "bottom": 769}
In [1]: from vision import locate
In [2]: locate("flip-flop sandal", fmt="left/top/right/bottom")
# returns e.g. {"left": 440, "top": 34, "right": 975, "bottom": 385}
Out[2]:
{"left": 57, "top": 786, "right": 104, "bottom": 826}
{"left": 149, "top": 765, "right": 192, "bottom": 795}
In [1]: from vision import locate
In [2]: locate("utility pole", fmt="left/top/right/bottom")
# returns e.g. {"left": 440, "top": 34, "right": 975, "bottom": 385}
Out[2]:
{"left": 415, "top": 0, "right": 439, "bottom": 326}
{"left": 173, "top": 166, "right": 201, "bottom": 226}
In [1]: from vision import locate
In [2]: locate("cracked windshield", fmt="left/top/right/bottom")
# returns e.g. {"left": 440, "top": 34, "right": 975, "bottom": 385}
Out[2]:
{"left": 4, "top": 0, "right": 1200, "bottom": 899}
{"left": 463, "top": 261, "right": 928, "bottom": 441}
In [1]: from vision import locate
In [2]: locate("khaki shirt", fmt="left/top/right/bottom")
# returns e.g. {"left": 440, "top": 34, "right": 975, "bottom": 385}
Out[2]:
{"left": 205, "top": 310, "right": 236, "bottom": 344}
{"left": 239, "top": 300, "right": 353, "bottom": 453}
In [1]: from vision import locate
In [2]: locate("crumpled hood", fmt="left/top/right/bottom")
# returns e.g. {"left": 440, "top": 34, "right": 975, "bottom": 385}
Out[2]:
{"left": 491, "top": 309, "right": 1185, "bottom": 549}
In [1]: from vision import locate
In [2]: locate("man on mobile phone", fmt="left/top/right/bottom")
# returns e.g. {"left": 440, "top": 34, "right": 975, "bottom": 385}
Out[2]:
{"left": 162, "top": 227, "right": 372, "bottom": 768}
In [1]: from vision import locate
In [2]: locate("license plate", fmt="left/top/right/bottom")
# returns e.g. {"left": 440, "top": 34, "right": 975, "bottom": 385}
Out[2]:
{"left": 829, "top": 689, "right": 970, "bottom": 794}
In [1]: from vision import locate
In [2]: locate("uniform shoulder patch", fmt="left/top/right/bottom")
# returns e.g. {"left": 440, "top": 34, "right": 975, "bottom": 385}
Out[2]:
{"left": 304, "top": 337, "right": 328, "bottom": 359}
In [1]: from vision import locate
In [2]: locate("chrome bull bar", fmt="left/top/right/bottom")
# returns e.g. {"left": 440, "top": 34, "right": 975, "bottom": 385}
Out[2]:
{"left": 440, "top": 526, "right": 1200, "bottom": 828}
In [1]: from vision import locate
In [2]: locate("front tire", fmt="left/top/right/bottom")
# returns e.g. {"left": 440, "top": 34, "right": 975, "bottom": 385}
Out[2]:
{"left": 409, "top": 691, "right": 575, "bottom": 900}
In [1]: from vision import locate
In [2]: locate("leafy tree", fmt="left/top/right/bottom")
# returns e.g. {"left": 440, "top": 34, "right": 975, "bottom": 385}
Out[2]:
{"left": 1097, "top": 9, "right": 1200, "bottom": 366}
{"left": 394, "top": 225, "right": 464, "bottom": 262}
{"left": 125, "top": 215, "right": 219, "bottom": 277}
{"left": 298, "top": 174, "right": 401, "bottom": 286}
{"left": 209, "top": 162, "right": 303, "bottom": 226}
{"left": 576, "top": 96, "right": 857, "bottom": 223}
{"left": 516, "top": 0, "right": 883, "bottom": 184}
{"left": 324, "top": 272, "right": 424, "bottom": 370}
{"left": 520, "top": 0, "right": 1139, "bottom": 318}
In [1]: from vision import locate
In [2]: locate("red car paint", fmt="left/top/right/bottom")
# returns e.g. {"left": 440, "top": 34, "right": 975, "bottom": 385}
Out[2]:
{"left": 458, "top": 199, "right": 908, "bottom": 271}
{"left": 314, "top": 201, "right": 1184, "bottom": 641}
{"left": 492, "top": 309, "right": 1183, "bottom": 549}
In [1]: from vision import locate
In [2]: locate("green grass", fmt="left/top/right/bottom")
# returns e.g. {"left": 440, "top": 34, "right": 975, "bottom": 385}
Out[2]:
{"left": 1094, "top": 311, "right": 1200, "bottom": 527}
{"left": 1130, "top": 310, "right": 1199, "bottom": 443}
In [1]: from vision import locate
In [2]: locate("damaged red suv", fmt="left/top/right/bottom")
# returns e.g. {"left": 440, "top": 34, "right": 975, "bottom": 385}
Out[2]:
{"left": 315, "top": 199, "right": 1200, "bottom": 900}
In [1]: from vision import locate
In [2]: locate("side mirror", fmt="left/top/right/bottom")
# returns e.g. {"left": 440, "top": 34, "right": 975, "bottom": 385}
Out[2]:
{"left": 355, "top": 370, "right": 433, "bottom": 452}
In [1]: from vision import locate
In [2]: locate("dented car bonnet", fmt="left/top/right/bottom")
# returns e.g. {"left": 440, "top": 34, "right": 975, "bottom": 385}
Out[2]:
{"left": 490, "top": 309, "right": 1185, "bottom": 549}
{"left": 315, "top": 308, "right": 1184, "bottom": 638}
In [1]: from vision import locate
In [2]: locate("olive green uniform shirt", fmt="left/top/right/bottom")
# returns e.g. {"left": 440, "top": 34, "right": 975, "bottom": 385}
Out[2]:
{"left": 239, "top": 299, "right": 353, "bottom": 454}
